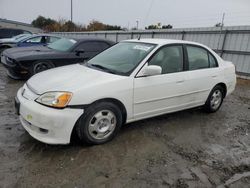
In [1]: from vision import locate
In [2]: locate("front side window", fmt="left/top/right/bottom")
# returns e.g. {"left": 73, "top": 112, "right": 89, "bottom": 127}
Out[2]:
{"left": 86, "top": 42, "right": 156, "bottom": 75}
{"left": 148, "top": 45, "right": 183, "bottom": 74}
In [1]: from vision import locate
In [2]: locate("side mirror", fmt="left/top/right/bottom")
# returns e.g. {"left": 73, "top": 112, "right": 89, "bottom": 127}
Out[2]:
{"left": 75, "top": 49, "right": 85, "bottom": 56}
{"left": 143, "top": 65, "right": 162, "bottom": 76}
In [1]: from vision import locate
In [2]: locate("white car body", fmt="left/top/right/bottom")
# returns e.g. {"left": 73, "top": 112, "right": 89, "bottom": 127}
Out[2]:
{"left": 16, "top": 39, "right": 236, "bottom": 144}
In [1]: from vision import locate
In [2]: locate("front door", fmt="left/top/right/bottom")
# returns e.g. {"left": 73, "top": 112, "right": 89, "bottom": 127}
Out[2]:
{"left": 133, "top": 45, "right": 191, "bottom": 120}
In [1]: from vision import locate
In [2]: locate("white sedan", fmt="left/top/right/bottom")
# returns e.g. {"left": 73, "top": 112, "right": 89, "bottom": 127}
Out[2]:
{"left": 15, "top": 39, "right": 236, "bottom": 145}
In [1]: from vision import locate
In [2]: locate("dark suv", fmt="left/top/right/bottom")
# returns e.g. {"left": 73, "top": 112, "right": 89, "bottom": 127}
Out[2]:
{"left": 0, "top": 28, "right": 32, "bottom": 39}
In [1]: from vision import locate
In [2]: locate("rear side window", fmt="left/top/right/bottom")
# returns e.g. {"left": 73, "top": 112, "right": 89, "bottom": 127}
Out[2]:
{"left": 208, "top": 53, "right": 217, "bottom": 67}
{"left": 187, "top": 46, "right": 209, "bottom": 70}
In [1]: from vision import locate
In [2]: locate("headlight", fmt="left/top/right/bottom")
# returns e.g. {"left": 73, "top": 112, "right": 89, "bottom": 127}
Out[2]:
{"left": 6, "top": 57, "right": 16, "bottom": 66}
{"left": 35, "top": 92, "right": 72, "bottom": 108}
{"left": 6, "top": 57, "right": 14, "bottom": 62}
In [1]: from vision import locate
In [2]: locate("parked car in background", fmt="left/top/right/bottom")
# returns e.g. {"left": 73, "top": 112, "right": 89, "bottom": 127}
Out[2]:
{"left": 16, "top": 34, "right": 61, "bottom": 47}
{"left": 15, "top": 39, "right": 236, "bottom": 145}
{"left": 0, "top": 34, "right": 31, "bottom": 53}
{"left": 1, "top": 37, "right": 115, "bottom": 79}
{"left": 0, "top": 28, "right": 31, "bottom": 39}
{"left": 0, "top": 34, "right": 61, "bottom": 53}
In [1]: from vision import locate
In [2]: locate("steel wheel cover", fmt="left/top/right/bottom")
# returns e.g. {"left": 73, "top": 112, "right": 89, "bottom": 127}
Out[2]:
{"left": 88, "top": 110, "right": 117, "bottom": 140}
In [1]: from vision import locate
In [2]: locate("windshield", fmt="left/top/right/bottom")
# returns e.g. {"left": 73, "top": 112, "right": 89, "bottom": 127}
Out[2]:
{"left": 47, "top": 38, "right": 77, "bottom": 52}
{"left": 86, "top": 42, "right": 156, "bottom": 75}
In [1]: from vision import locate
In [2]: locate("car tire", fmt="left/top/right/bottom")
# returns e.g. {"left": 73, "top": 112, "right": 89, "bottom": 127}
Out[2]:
{"left": 204, "top": 85, "right": 224, "bottom": 113}
{"left": 76, "top": 102, "right": 123, "bottom": 145}
{"left": 32, "top": 61, "right": 54, "bottom": 75}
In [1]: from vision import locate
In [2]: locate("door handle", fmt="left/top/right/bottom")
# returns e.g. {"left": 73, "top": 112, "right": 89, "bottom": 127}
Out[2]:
{"left": 212, "top": 75, "right": 218, "bottom": 78}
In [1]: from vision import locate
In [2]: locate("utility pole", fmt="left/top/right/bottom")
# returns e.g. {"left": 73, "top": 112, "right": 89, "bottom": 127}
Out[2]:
{"left": 217, "top": 13, "right": 225, "bottom": 50}
{"left": 136, "top": 20, "right": 139, "bottom": 30}
{"left": 220, "top": 13, "right": 225, "bottom": 31}
{"left": 71, "top": 0, "right": 73, "bottom": 22}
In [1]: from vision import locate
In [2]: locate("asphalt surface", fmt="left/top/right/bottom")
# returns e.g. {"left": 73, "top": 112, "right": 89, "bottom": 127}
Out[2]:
{"left": 0, "top": 64, "right": 250, "bottom": 188}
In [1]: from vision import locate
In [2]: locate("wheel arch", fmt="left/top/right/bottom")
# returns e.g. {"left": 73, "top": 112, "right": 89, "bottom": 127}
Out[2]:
{"left": 32, "top": 60, "right": 55, "bottom": 74}
{"left": 70, "top": 97, "right": 128, "bottom": 142}
{"left": 90, "top": 98, "right": 127, "bottom": 125}
{"left": 215, "top": 82, "right": 227, "bottom": 98}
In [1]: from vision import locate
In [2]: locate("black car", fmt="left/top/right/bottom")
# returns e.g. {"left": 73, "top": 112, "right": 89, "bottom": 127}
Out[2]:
{"left": 0, "top": 28, "right": 31, "bottom": 39}
{"left": 1, "top": 37, "right": 115, "bottom": 79}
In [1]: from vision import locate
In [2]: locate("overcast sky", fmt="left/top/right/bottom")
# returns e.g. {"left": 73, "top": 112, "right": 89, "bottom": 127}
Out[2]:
{"left": 0, "top": 0, "right": 250, "bottom": 29}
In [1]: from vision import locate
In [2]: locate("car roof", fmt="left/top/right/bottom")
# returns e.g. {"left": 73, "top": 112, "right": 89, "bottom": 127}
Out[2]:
{"left": 124, "top": 38, "right": 206, "bottom": 47}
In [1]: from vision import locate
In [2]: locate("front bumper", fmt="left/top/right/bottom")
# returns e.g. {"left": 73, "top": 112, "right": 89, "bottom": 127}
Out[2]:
{"left": 1, "top": 55, "right": 30, "bottom": 79}
{"left": 16, "top": 87, "right": 83, "bottom": 144}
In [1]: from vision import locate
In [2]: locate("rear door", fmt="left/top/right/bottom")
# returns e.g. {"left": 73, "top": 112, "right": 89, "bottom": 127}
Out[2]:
{"left": 184, "top": 44, "right": 220, "bottom": 104}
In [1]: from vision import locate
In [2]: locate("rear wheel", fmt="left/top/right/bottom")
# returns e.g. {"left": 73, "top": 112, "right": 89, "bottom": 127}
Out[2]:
{"left": 76, "top": 102, "right": 123, "bottom": 145}
{"left": 32, "top": 61, "right": 54, "bottom": 75}
{"left": 204, "top": 85, "right": 224, "bottom": 113}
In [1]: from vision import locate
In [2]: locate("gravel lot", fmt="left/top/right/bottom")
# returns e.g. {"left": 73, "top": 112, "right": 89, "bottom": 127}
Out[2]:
{"left": 0, "top": 64, "right": 250, "bottom": 188}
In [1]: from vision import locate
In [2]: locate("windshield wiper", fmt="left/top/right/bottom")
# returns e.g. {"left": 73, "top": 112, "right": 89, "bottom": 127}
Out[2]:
{"left": 88, "top": 63, "right": 118, "bottom": 74}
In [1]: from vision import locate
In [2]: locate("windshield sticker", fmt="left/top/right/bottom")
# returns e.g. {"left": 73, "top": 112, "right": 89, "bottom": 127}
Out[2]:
{"left": 133, "top": 45, "right": 153, "bottom": 51}
{"left": 70, "top": 39, "right": 77, "bottom": 43}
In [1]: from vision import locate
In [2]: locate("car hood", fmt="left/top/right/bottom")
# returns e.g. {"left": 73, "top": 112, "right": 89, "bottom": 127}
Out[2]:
{"left": 27, "top": 64, "right": 125, "bottom": 95}
{"left": 3, "top": 46, "right": 56, "bottom": 60}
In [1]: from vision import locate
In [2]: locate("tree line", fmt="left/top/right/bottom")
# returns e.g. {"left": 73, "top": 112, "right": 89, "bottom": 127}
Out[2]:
{"left": 31, "top": 16, "right": 122, "bottom": 32}
{"left": 32, "top": 16, "right": 176, "bottom": 32}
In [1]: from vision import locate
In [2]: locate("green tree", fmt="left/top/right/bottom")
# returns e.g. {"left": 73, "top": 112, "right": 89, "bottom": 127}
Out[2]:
{"left": 31, "top": 15, "right": 56, "bottom": 30}
{"left": 162, "top": 24, "right": 173, "bottom": 29}
{"left": 145, "top": 25, "right": 158, "bottom": 30}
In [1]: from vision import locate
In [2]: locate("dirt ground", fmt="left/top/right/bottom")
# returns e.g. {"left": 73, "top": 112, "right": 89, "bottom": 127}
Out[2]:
{"left": 0, "top": 64, "right": 250, "bottom": 188}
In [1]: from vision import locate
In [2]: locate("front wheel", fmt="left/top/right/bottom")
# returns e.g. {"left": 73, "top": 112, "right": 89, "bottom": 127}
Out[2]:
{"left": 204, "top": 85, "right": 224, "bottom": 113}
{"left": 32, "top": 61, "right": 54, "bottom": 75}
{"left": 76, "top": 102, "right": 123, "bottom": 145}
